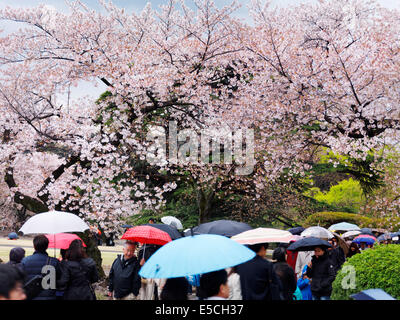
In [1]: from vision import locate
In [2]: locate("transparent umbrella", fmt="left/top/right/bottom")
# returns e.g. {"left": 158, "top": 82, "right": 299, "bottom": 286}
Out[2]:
{"left": 301, "top": 226, "right": 334, "bottom": 239}
{"left": 161, "top": 216, "right": 183, "bottom": 230}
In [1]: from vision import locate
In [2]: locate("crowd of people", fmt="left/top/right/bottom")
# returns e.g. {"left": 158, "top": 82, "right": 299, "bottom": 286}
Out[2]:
{"left": 0, "top": 234, "right": 99, "bottom": 301}
{"left": 0, "top": 228, "right": 397, "bottom": 301}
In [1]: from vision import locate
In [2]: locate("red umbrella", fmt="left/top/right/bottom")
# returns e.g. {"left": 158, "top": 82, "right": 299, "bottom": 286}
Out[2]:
{"left": 121, "top": 225, "right": 172, "bottom": 245}
{"left": 45, "top": 233, "right": 86, "bottom": 249}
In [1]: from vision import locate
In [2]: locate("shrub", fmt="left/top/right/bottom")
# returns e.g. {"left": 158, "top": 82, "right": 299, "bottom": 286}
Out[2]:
{"left": 303, "top": 211, "right": 374, "bottom": 229}
{"left": 311, "top": 178, "right": 364, "bottom": 213}
{"left": 331, "top": 244, "right": 400, "bottom": 300}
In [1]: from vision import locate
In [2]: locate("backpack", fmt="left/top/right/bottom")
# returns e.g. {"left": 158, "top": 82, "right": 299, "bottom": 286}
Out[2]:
{"left": 293, "top": 286, "right": 303, "bottom": 300}
{"left": 23, "top": 257, "right": 51, "bottom": 300}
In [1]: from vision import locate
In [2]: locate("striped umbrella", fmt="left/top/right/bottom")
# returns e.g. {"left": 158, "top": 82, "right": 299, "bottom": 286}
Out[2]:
{"left": 231, "top": 228, "right": 294, "bottom": 244}
{"left": 353, "top": 234, "right": 377, "bottom": 245}
{"left": 121, "top": 225, "right": 172, "bottom": 245}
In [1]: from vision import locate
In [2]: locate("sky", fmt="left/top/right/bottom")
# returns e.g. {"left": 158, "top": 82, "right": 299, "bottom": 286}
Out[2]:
{"left": 0, "top": 0, "right": 399, "bottom": 104}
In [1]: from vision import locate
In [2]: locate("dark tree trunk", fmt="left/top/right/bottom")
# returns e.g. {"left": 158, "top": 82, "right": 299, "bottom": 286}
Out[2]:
{"left": 76, "top": 230, "right": 106, "bottom": 279}
{"left": 196, "top": 186, "right": 215, "bottom": 224}
{"left": 4, "top": 167, "right": 106, "bottom": 279}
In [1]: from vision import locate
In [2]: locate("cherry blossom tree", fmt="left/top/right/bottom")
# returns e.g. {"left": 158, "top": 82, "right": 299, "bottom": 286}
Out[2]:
{"left": 238, "top": 0, "right": 400, "bottom": 207}
{"left": 0, "top": 0, "right": 252, "bottom": 229}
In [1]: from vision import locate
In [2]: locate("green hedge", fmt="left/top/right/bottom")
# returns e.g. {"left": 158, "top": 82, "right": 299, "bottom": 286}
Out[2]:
{"left": 303, "top": 211, "right": 374, "bottom": 229}
{"left": 331, "top": 244, "right": 400, "bottom": 300}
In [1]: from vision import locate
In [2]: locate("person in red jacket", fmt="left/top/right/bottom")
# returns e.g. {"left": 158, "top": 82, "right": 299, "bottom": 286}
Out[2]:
{"left": 286, "top": 240, "right": 298, "bottom": 280}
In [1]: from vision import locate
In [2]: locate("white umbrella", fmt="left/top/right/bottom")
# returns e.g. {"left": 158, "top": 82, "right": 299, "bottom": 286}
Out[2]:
{"left": 341, "top": 230, "right": 361, "bottom": 239}
{"left": 161, "top": 216, "right": 183, "bottom": 230}
{"left": 231, "top": 228, "right": 294, "bottom": 244}
{"left": 301, "top": 226, "right": 334, "bottom": 239}
{"left": 19, "top": 210, "right": 90, "bottom": 235}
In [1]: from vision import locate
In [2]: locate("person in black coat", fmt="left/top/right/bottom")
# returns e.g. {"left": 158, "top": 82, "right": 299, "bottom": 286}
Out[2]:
{"left": 108, "top": 241, "right": 141, "bottom": 300}
{"left": 306, "top": 246, "right": 336, "bottom": 300}
{"left": 235, "top": 242, "right": 283, "bottom": 300}
{"left": 328, "top": 238, "right": 345, "bottom": 273}
{"left": 272, "top": 247, "right": 297, "bottom": 300}
{"left": 21, "top": 235, "right": 61, "bottom": 300}
{"left": 160, "top": 277, "right": 190, "bottom": 300}
{"left": 57, "top": 239, "right": 99, "bottom": 300}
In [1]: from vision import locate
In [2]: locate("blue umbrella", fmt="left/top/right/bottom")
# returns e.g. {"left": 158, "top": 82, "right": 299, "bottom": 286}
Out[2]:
{"left": 139, "top": 234, "right": 256, "bottom": 279}
{"left": 184, "top": 219, "right": 253, "bottom": 238}
{"left": 351, "top": 289, "right": 396, "bottom": 300}
{"left": 287, "top": 236, "right": 332, "bottom": 252}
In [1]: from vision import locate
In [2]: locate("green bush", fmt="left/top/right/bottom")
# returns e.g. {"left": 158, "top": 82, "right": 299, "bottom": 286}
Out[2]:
{"left": 307, "top": 178, "right": 364, "bottom": 213}
{"left": 303, "top": 211, "right": 374, "bottom": 229}
{"left": 331, "top": 245, "right": 400, "bottom": 300}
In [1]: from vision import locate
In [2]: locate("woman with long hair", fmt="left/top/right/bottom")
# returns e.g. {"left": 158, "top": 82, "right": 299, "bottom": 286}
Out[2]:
{"left": 58, "top": 239, "right": 99, "bottom": 300}
{"left": 346, "top": 242, "right": 361, "bottom": 259}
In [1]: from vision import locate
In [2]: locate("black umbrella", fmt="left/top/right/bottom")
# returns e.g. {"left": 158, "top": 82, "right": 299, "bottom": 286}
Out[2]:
{"left": 288, "top": 226, "right": 305, "bottom": 235}
{"left": 142, "top": 223, "right": 183, "bottom": 240}
{"left": 185, "top": 219, "right": 253, "bottom": 238}
{"left": 287, "top": 236, "right": 332, "bottom": 251}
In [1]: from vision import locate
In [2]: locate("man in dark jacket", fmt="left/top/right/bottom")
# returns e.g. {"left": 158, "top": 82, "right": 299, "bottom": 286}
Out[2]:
{"left": 236, "top": 242, "right": 283, "bottom": 300}
{"left": 108, "top": 241, "right": 141, "bottom": 300}
{"left": 306, "top": 246, "right": 336, "bottom": 300}
{"left": 21, "top": 235, "right": 61, "bottom": 300}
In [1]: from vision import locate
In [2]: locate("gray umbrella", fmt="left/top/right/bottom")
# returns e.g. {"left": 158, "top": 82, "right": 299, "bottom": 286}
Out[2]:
{"left": 185, "top": 219, "right": 253, "bottom": 238}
